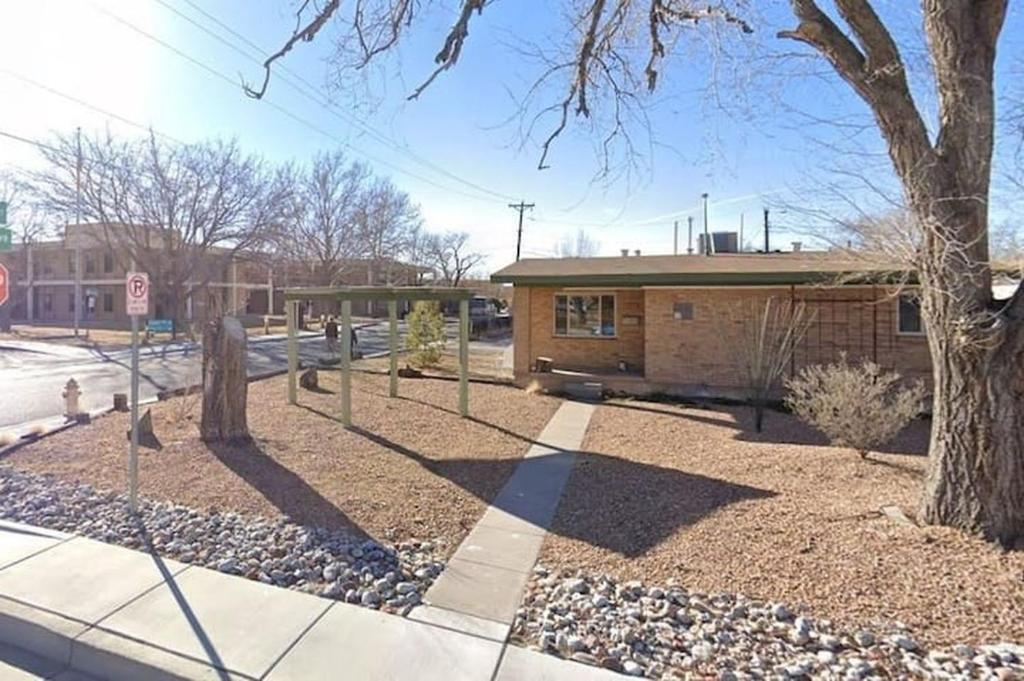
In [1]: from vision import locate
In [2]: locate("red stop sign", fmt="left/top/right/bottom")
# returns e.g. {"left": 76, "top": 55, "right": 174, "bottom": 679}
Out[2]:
{"left": 0, "top": 263, "right": 8, "bottom": 307}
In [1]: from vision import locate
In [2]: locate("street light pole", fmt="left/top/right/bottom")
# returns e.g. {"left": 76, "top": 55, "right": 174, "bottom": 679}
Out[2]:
{"left": 701, "top": 193, "right": 710, "bottom": 255}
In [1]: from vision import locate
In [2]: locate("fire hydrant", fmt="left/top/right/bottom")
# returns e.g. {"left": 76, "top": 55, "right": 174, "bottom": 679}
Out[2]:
{"left": 63, "top": 379, "right": 82, "bottom": 420}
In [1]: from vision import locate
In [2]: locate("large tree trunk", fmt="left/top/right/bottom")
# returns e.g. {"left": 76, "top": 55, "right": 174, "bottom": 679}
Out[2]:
{"left": 200, "top": 315, "right": 249, "bottom": 442}
{"left": 919, "top": 312, "right": 1024, "bottom": 545}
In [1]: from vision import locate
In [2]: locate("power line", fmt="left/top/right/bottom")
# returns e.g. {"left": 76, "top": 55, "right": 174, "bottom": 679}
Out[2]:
{"left": 87, "top": 1, "right": 510, "bottom": 206}
{"left": 0, "top": 69, "right": 186, "bottom": 146}
{"left": 162, "top": 0, "right": 519, "bottom": 203}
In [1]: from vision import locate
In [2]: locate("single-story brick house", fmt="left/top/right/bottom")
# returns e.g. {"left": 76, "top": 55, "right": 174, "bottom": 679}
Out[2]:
{"left": 491, "top": 251, "right": 934, "bottom": 399}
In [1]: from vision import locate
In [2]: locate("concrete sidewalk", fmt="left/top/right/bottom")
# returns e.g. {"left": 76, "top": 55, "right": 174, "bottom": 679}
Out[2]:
{"left": 0, "top": 519, "right": 622, "bottom": 680}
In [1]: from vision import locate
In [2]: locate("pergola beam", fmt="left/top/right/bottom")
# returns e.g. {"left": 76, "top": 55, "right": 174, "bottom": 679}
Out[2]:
{"left": 283, "top": 286, "right": 474, "bottom": 303}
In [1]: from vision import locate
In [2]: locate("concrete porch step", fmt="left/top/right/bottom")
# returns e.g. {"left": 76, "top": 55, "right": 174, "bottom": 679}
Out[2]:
{"left": 563, "top": 381, "right": 604, "bottom": 402}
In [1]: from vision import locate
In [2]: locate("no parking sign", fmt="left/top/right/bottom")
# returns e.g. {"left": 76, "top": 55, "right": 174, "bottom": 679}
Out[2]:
{"left": 125, "top": 272, "right": 149, "bottom": 316}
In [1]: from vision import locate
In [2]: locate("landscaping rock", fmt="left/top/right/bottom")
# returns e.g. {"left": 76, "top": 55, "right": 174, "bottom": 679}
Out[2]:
{"left": 0, "top": 466, "right": 446, "bottom": 617}
{"left": 511, "top": 566, "right": 1024, "bottom": 680}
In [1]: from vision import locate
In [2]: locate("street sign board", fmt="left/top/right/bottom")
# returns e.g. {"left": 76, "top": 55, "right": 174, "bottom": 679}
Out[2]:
{"left": 147, "top": 318, "right": 173, "bottom": 334}
{"left": 126, "top": 272, "right": 149, "bottom": 316}
{"left": 0, "top": 263, "right": 8, "bottom": 307}
{"left": 0, "top": 201, "right": 7, "bottom": 225}
{"left": 0, "top": 229, "right": 11, "bottom": 252}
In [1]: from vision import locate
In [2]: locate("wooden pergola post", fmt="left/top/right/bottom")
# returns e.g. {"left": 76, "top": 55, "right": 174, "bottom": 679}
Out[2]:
{"left": 340, "top": 298, "right": 352, "bottom": 427}
{"left": 286, "top": 299, "right": 298, "bottom": 405}
{"left": 388, "top": 298, "right": 399, "bottom": 397}
{"left": 459, "top": 297, "right": 469, "bottom": 417}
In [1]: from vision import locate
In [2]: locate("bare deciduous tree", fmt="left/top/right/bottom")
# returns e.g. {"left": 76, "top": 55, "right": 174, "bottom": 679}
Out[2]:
{"left": 34, "top": 131, "right": 292, "bottom": 337}
{"left": 282, "top": 150, "right": 369, "bottom": 285}
{"left": 554, "top": 229, "right": 601, "bottom": 258}
{"left": 423, "top": 231, "right": 484, "bottom": 287}
{"left": 254, "top": 1, "right": 1024, "bottom": 544}
{"left": 357, "top": 177, "right": 421, "bottom": 311}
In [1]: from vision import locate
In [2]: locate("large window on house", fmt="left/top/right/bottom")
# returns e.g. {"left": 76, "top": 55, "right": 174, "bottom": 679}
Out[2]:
{"left": 103, "top": 292, "right": 114, "bottom": 313}
{"left": 897, "top": 294, "right": 924, "bottom": 335}
{"left": 103, "top": 253, "right": 114, "bottom": 273}
{"left": 553, "top": 293, "right": 616, "bottom": 337}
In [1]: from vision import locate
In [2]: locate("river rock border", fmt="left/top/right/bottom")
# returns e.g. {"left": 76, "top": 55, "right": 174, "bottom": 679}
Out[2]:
{"left": 513, "top": 566, "right": 1023, "bottom": 679}
{"left": 0, "top": 466, "right": 446, "bottom": 615}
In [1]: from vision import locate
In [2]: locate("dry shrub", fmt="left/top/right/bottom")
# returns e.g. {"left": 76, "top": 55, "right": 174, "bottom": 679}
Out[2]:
{"left": 785, "top": 354, "right": 926, "bottom": 459}
{"left": 0, "top": 432, "right": 14, "bottom": 446}
{"left": 170, "top": 383, "right": 201, "bottom": 424}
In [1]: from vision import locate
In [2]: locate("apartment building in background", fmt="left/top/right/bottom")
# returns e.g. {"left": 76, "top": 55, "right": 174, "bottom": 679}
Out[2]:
{"left": 0, "top": 223, "right": 429, "bottom": 328}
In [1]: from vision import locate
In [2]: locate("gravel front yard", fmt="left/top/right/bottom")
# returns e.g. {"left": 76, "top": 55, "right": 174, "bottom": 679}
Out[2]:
{"left": 3, "top": 371, "right": 562, "bottom": 554}
{"left": 534, "top": 399, "right": 1024, "bottom": 650}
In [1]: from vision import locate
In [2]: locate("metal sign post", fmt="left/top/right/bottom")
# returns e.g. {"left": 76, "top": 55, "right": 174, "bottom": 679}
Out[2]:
{"left": 125, "top": 272, "right": 149, "bottom": 512}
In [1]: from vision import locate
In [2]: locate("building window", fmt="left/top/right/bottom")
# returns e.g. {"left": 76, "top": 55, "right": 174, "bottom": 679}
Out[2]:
{"left": 673, "top": 302, "right": 694, "bottom": 320}
{"left": 43, "top": 294, "right": 52, "bottom": 312}
{"left": 68, "top": 293, "right": 75, "bottom": 313}
{"left": 897, "top": 294, "right": 924, "bottom": 335}
{"left": 554, "top": 294, "right": 616, "bottom": 337}
{"left": 68, "top": 254, "right": 76, "bottom": 275}
{"left": 104, "top": 253, "right": 114, "bottom": 273}
{"left": 85, "top": 256, "right": 96, "bottom": 274}
{"left": 103, "top": 292, "right": 114, "bottom": 313}
{"left": 43, "top": 261, "right": 53, "bottom": 275}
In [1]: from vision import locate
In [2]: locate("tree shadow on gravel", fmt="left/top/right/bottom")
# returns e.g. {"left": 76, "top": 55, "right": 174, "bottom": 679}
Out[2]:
{"left": 348, "top": 426, "right": 521, "bottom": 511}
{"left": 346, "top": 420, "right": 773, "bottom": 558}
{"left": 549, "top": 451, "right": 776, "bottom": 557}
{"left": 600, "top": 401, "right": 930, "bottom": 457}
{"left": 204, "top": 438, "right": 367, "bottom": 538}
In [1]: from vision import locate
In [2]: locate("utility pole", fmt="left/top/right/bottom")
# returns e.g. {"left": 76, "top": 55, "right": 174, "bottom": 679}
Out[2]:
{"left": 74, "top": 126, "right": 82, "bottom": 338}
{"left": 673, "top": 220, "right": 679, "bottom": 255}
{"left": 763, "top": 208, "right": 770, "bottom": 253}
{"left": 509, "top": 201, "right": 535, "bottom": 261}
{"left": 686, "top": 216, "right": 694, "bottom": 254}
{"left": 701, "top": 193, "right": 710, "bottom": 255}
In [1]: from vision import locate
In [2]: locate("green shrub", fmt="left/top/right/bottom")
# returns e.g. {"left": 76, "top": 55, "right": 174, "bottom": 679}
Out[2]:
{"left": 406, "top": 301, "right": 446, "bottom": 367}
{"left": 785, "top": 354, "right": 926, "bottom": 459}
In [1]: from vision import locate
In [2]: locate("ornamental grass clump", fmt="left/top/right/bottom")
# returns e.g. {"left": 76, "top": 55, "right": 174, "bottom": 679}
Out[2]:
{"left": 785, "top": 354, "right": 926, "bottom": 459}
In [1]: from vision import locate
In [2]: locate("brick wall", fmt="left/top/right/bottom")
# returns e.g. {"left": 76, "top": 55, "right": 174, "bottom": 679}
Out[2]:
{"left": 506, "top": 283, "right": 934, "bottom": 394}
{"left": 515, "top": 286, "right": 645, "bottom": 375}
{"left": 644, "top": 286, "right": 933, "bottom": 391}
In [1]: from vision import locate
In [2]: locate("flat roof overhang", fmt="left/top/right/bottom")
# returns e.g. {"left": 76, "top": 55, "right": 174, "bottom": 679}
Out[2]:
{"left": 488, "top": 271, "right": 910, "bottom": 287}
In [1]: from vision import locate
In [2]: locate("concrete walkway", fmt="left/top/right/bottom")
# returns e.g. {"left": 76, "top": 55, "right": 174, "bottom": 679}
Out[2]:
{"left": 419, "top": 400, "right": 595, "bottom": 638}
{"left": 0, "top": 401, "right": 618, "bottom": 680}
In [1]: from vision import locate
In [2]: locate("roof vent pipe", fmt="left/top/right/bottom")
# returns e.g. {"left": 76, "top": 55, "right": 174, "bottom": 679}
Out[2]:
{"left": 620, "top": 249, "right": 629, "bottom": 257}
{"left": 634, "top": 249, "right": 641, "bottom": 256}
{"left": 791, "top": 241, "right": 802, "bottom": 252}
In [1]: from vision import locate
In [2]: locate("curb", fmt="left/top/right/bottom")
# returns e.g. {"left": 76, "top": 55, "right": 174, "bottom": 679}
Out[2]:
{"left": 0, "top": 595, "right": 232, "bottom": 681}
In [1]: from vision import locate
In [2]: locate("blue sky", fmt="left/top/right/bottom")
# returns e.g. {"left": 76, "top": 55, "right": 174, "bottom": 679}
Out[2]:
{"left": 1, "top": 1, "right": 1022, "bottom": 270}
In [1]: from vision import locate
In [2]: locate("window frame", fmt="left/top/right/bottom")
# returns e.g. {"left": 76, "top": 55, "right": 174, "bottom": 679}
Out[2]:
{"left": 896, "top": 293, "right": 926, "bottom": 337}
{"left": 552, "top": 292, "right": 617, "bottom": 339}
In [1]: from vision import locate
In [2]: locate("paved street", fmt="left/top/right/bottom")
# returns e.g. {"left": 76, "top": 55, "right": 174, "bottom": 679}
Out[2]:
{"left": 0, "top": 322, "right": 409, "bottom": 438}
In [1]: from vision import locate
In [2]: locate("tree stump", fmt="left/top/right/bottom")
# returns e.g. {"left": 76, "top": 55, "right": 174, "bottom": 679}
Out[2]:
{"left": 300, "top": 367, "right": 319, "bottom": 390}
{"left": 200, "top": 316, "right": 249, "bottom": 442}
